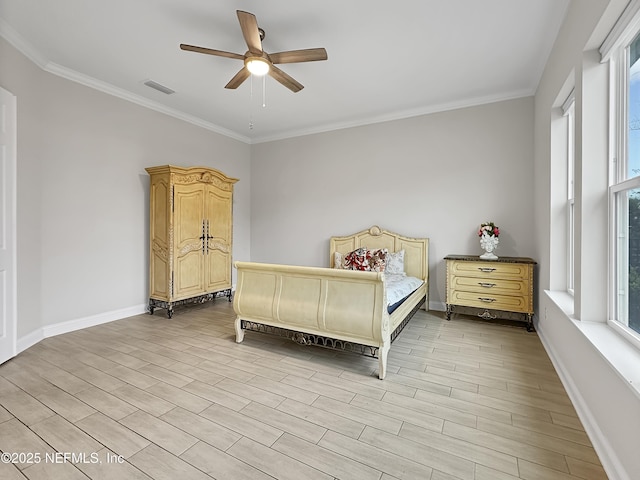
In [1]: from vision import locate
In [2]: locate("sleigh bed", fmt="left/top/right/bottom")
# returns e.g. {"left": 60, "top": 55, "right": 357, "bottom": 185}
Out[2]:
{"left": 233, "top": 226, "right": 429, "bottom": 379}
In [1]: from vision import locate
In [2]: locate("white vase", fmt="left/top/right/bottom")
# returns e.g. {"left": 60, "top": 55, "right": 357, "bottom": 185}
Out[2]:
{"left": 479, "top": 232, "right": 499, "bottom": 260}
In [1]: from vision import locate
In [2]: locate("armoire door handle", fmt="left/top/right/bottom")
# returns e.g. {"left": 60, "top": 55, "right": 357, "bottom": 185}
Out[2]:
{"left": 206, "top": 220, "right": 213, "bottom": 240}
{"left": 205, "top": 220, "right": 214, "bottom": 254}
{"left": 200, "top": 220, "right": 206, "bottom": 254}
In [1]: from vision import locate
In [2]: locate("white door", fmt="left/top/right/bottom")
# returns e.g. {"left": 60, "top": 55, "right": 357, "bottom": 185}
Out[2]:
{"left": 0, "top": 86, "right": 17, "bottom": 364}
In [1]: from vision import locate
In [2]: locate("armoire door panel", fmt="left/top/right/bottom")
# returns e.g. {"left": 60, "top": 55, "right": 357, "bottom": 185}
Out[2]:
{"left": 175, "top": 251, "right": 205, "bottom": 299}
{"left": 174, "top": 185, "right": 205, "bottom": 249}
{"left": 206, "top": 188, "right": 232, "bottom": 242}
{"left": 173, "top": 184, "right": 205, "bottom": 299}
{"left": 207, "top": 250, "right": 231, "bottom": 290}
{"left": 204, "top": 186, "right": 232, "bottom": 292}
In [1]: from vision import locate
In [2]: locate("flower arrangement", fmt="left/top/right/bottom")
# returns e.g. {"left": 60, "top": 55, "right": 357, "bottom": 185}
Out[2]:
{"left": 478, "top": 222, "right": 499, "bottom": 237}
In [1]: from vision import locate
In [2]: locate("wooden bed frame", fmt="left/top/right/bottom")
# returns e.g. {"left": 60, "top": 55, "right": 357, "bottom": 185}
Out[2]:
{"left": 233, "top": 226, "right": 429, "bottom": 379}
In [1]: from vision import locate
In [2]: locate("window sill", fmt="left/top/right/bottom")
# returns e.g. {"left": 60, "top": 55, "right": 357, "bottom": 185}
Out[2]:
{"left": 545, "top": 290, "right": 640, "bottom": 400}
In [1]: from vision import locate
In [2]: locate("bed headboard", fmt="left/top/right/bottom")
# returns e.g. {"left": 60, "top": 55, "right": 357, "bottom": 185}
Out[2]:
{"left": 329, "top": 225, "right": 429, "bottom": 281}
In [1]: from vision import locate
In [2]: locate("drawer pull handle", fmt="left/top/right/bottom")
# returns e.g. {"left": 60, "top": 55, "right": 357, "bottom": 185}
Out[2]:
{"left": 478, "top": 297, "right": 496, "bottom": 303}
{"left": 479, "top": 282, "right": 496, "bottom": 288}
{"left": 478, "top": 267, "right": 496, "bottom": 272}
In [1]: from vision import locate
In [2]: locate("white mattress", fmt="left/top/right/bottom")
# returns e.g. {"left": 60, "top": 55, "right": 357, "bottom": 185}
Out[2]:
{"left": 385, "top": 274, "right": 424, "bottom": 306}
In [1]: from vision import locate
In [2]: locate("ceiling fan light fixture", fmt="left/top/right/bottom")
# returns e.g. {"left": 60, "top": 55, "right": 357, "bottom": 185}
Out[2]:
{"left": 246, "top": 57, "right": 270, "bottom": 76}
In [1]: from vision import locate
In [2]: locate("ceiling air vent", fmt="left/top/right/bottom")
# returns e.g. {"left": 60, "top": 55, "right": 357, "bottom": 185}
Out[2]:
{"left": 143, "top": 80, "right": 175, "bottom": 95}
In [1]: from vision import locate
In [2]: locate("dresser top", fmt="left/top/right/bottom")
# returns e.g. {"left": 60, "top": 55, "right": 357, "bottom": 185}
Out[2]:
{"left": 444, "top": 254, "right": 536, "bottom": 264}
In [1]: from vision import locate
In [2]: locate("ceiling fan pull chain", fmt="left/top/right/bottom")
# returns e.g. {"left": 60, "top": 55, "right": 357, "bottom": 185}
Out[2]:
{"left": 262, "top": 75, "right": 266, "bottom": 108}
{"left": 249, "top": 75, "right": 254, "bottom": 129}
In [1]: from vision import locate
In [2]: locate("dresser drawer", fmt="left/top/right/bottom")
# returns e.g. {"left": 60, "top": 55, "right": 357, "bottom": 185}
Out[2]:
{"left": 449, "top": 260, "right": 530, "bottom": 280}
{"left": 448, "top": 290, "right": 531, "bottom": 313}
{"left": 449, "top": 276, "right": 529, "bottom": 296}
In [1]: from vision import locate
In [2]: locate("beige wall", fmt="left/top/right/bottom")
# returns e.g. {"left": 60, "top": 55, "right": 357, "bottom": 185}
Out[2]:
{"left": 0, "top": 37, "right": 251, "bottom": 337}
{"left": 250, "top": 97, "right": 535, "bottom": 309}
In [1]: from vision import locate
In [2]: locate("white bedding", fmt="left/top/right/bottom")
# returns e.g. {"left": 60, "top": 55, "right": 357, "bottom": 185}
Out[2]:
{"left": 385, "top": 274, "right": 425, "bottom": 306}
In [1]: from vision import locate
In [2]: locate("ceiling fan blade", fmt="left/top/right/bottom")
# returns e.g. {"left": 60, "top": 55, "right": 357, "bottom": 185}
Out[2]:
{"left": 237, "top": 10, "right": 262, "bottom": 55}
{"left": 269, "top": 65, "right": 304, "bottom": 93}
{"left": 180, "top": 44, "right": 245, "bottom": 60}
{"left": 269, "top": 48, "right": 328, "bottom": 64}
{"left": 225, "top": 68, "right": 251, "bottom": 89}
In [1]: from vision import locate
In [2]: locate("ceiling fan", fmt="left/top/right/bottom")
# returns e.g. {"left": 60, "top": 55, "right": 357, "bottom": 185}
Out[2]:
{"left": 180, "top": 10, "right": 328, "bottom": 93}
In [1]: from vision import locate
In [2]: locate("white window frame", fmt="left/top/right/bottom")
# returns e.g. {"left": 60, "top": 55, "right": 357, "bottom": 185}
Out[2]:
{"left": 562, "top": 92, "right": 575, "bottom": 294}
{"left": 605, "top": 15, "right": 640, "bottom": 349}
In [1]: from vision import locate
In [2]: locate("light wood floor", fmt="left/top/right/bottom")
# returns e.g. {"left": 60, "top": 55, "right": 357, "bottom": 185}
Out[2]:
{"left": 0, "top": 301, "right": 608, "bottom": 480}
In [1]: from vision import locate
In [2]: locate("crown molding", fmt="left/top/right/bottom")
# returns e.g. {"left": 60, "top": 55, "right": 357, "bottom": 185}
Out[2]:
{"left": 0, "top": 18, "right": 48, "bottom": 68}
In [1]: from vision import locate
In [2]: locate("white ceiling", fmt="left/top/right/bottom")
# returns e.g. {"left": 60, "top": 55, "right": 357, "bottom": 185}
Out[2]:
{"left": 0, "top": 0, "right": 569, "bottom": 144}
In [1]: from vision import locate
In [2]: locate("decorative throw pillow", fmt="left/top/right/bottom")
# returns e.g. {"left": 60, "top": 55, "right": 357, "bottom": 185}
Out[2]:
{"left": 386, "top": 249, "right": 406, "bottom": 275}
{"left": 343, "top": 247, "right": 388, "bottom": 271}
{"left": 369, "top": 248, "right": 388, "bottom": 272}
{"left": 343, "top": 247, "right": 371, "bottom": 271}
{"left": 333, "top": 251, "right": 344, "bottom": 269}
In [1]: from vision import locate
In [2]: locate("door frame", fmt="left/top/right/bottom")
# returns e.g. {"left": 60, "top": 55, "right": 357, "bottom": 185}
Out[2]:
{"left": 0, "top": 85, "right": 17, "bottom": 364}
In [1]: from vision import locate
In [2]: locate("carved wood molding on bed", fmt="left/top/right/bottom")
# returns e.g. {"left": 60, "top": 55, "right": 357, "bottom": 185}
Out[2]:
{"left": 232, "top": 226, "right": 429, "bottom": 379}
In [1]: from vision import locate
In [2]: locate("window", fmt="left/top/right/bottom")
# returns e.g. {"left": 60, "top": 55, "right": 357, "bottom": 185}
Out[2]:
{"left": 608, "top": 28, "right": 640, "bottom": 341}
{"left": 563, "top": 92, "right": 575, "bottom": 294}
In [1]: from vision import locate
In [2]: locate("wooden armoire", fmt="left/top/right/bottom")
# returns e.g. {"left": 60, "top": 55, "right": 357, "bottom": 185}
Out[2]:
{"left": 146, "top": 165, "right": 238, "bottom": 317}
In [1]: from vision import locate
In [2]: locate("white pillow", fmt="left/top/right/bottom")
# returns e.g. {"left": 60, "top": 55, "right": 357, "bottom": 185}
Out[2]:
{"left": 386, "top": 250, "right": 406, "bottom": 275}
{"left": 333, "top": 251, "right": 344, "bottom": 269}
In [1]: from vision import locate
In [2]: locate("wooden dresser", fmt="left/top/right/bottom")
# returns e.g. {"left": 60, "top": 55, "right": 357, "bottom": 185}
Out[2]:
{"left": 444, "top": 255, "right": 536, "bottom": 331}
{"left": 146, "top": 165, "right": 238, "bottom": 318}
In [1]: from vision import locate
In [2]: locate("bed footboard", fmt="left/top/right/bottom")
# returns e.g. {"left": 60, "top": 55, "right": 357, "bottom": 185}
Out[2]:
{"left": 233, "top": 261, "right": 393, "bottom": 378}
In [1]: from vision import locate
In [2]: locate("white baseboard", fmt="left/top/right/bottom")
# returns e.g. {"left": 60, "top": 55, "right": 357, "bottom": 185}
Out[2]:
{"left": 17, "top": 303, "right": 148, "bottom": 355}
{"left": 17, "top": 328, "right": 44, "bottom": 354}
{"left": 536, "top": 321, "right": 632, "bottom": 480}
